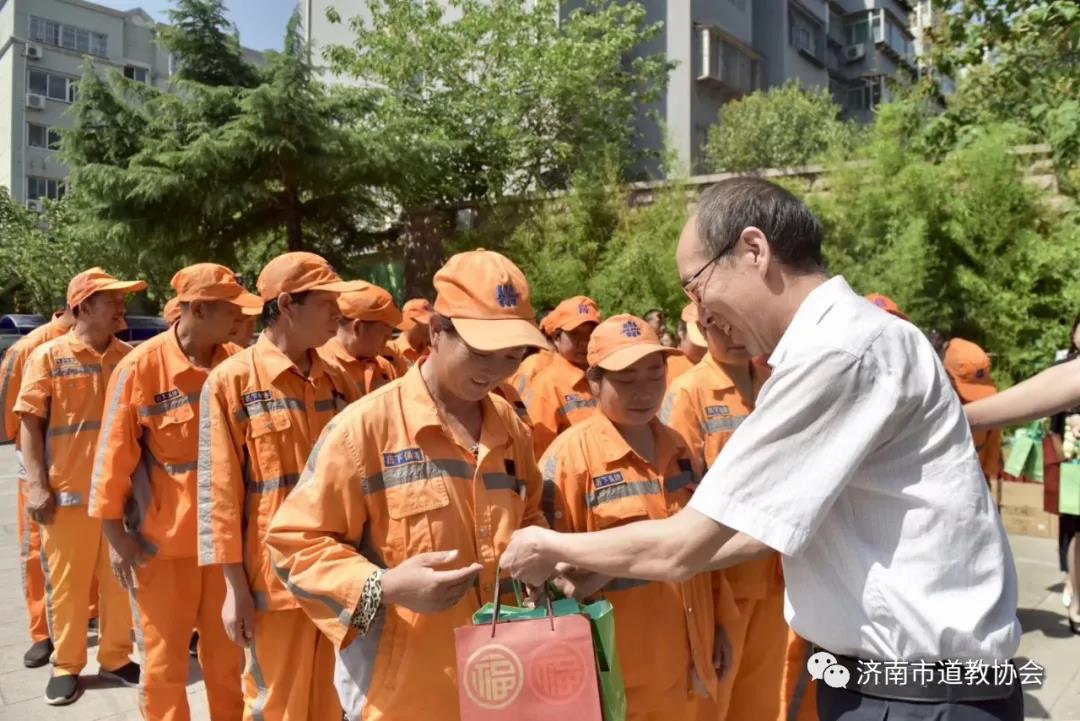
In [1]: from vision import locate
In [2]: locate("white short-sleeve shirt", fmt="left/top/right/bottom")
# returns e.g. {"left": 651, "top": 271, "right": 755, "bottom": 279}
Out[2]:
{"left": 689, "top": 276, "right": 1021, "bottom": 662}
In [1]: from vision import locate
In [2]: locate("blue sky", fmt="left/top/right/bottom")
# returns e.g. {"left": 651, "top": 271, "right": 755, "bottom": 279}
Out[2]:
{"left": 93, "top": 1, "right": 298, "bottom": 51}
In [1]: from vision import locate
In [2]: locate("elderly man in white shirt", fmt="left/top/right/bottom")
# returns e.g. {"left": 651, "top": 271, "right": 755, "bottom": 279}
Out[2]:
{"left": 502, "top": 177, "right": 1023, "bottom": 721}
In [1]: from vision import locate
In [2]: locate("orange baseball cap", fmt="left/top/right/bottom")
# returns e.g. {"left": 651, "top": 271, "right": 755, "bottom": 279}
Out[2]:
{"left": 163, "top": 297, "right": 181, "bottom": 325}
{"left": 944, "top": 338, "right": 996, "bottom": 401}
{"left": 338, "top": 282, "right": 404, "bottom": 328}
{"left": 256, "top": 252, "right": 364, "bottom": 301}
{"left": 541, "top": 296, "right": 601, "bottom": 336}
{"left": 587, "top": 314, "right": 678, "bottom": 371}
{"left": 432, "top": 249, "right": 548, "bottom": 351}
{"left": 67, "top": 267, "right": 148, "bottom": 309}
{"left": 681, "top": 303, "right": 707, "bottom": 348}
{"left": 398, "top": 298, "right": 434, "bottom": 331}
{"left": 865, "top": 293, "right": 909, "bottom": 321}
{"left": 171, "top": 263, "right": 263, "bottom": 315}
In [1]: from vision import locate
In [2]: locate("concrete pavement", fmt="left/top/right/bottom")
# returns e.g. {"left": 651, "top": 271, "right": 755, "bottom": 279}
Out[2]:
{"left": 0, "top": 443, "right": 1078, "bottom": 719}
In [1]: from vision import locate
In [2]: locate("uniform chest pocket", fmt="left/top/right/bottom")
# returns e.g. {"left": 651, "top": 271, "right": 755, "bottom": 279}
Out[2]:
{"left": 587, "top": 478, "right": 659, "bottom": 531}
{"left": 150, "top": 403, "right": 195, "bottom": 459}
{"left": 383, "top": 476, "right": 450, "bottom": 560}
{"left": 247, "top": 409, "right": 293, "bottom": 478}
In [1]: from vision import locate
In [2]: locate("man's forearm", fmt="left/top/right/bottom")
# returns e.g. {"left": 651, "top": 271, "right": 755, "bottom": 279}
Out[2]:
{"left": 222, "top": 563, "right": 250, "bottom": 593}
{"left": 19, "top": 417, "right": 49, "bottom": 489}
{"left": 707, "top": 531, "right": 774, "bottom": 571}
{"left": 966, "top": 359, "right": 1080, "bottom": 431}
{"left": 546, "top": 509, "right": 734, "bottom": 582}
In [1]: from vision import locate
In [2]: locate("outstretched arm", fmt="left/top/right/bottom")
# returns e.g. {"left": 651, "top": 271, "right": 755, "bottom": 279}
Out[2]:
{"left": 966, "top": 358, "right": 1080, "bottom": 431}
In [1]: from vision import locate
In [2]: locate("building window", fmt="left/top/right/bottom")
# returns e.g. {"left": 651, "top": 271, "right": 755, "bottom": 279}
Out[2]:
{"left": 27, "top": 123, "right": 61, "bottom": 150}
{"left": 847, "top": 76, "right": 885, "bottom": 111}
{"left": 28, "top": 71, "right": 78, "bottom": 102}
{"left": 699, "top": 27, "right": 759, "bottom": 94}
{"left": 26, "top": 176, "right": 65, "bottom": 201}
{"left": 29, "top": 15, "right": 107, "bottom": 57}
{"left": 789, "top": 6, "right": 823, "bottom": 61}
{"left": 28, "top": 69, "right": 78, "bottom": 103}
{"left": 124, "top": 65, "right": 149, "bottom": 83}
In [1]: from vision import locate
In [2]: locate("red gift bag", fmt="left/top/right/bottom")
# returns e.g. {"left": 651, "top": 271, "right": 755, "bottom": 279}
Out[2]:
{"left": 454, "top": 591, "right": 603, "bottom": 721}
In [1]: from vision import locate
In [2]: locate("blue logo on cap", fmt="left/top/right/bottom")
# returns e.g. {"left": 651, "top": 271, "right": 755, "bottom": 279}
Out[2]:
{"left": 622, "top": 321, "right": 641, "bottom": 338}
{"left": 496, "top": 283, "right": 520, "bottom": 308}
{"left": 578, "top": 303, "right": 590, "bottom": 314}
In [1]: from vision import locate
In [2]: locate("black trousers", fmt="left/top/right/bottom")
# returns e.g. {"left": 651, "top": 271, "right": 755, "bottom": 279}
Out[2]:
{"left": 818, "top": 680, "right": 1024, "bottom": 721}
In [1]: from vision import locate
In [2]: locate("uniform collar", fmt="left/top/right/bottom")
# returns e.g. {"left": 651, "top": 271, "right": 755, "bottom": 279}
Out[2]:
{"left": 702, "top": 354, "right": 738, "bottom": 390}
{"left": 65, "top": 331, "right": 124, "bottom": 359}
{"left": 322, "top": 337, "right": 358, "bottom": 368}
{"left": 768, "top": 275, "right": 849, "bottom": 368}
{"left": 550, "top": 352, "right": 587, "bottom": 388}
{"left": 400, "top": 363, "right": 511, "bottom": 452}
{"left": 593, "top": 412, "right": 677, "bottom": 470}
{"left": 254, "top": 331, "right": 330, "bottom": 382}
{"left": 162, "top": 325, "right": 232, "bottom": 380}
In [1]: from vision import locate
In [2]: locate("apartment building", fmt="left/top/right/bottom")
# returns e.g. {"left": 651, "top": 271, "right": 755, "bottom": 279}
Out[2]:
{"left": 0, "top": 0, "right": 180, "bottom": 205}
{"left": 304, "top": 0, "right": 925, "bottom": 175}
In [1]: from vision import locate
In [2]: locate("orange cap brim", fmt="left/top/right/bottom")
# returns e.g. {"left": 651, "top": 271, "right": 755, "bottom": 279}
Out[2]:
{"left": 230, "top": 290, "right": 264, "bottom": 315}
{"left": 308, "top": 279, "right": 370, "bottom": 294}
{"left": 955, "top": 379, "right": 996, "bottom": 402}
{"left": 453, "top": 318, "right": 550, "bottom": 352}
{"left": 595, "top": 344, "right": 678, "bottom": 372}
{"left": 556, "top": 316, "right": 600, "bottom": 334}
{"left": 398, "top": 311, "right": 433, "bottom": 332}
{"left": 687, "top": 322, "right": 707, "bottom": 348}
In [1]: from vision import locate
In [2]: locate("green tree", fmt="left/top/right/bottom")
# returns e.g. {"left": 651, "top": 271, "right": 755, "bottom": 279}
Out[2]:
{"left": 157, "top": 0, "right": 260, "bottom": 88}
{"left": 324, "top": 0, "right": 672, "bottom": 208}
{"left": 811, "top": 102, "right": 1080, "bottom": 384}
{"left": 60, "top": 5, "right": 389, "bottom": 292}
{"left": 704, "top": 82, "right": 855, "bottom": 172}
{"left": 930, "top": 1, "right": 1080, "bottom": 168}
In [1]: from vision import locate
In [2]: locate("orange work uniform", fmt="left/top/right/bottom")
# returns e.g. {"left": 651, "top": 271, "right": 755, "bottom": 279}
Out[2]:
{"left": 542, "top": 413, "right": 719, "bottom": 720}
{"left": 661, "top": 354, "right": 789, "bottom": 721}
{"left": 522, "top": 352, "right": 597, "bottom": 457}
{"left": 508, "top": 348, "right": 554, "bottom": 397}
{"left": 493, "top": 380, "right": 530, "bottom": 424}
{"left": 665, "top": 352, "right": 696, "bottom": 388}
{"left": 89, "top": 327, "right": 245, "bottom": 721}
{"left": 321, "top": 337, "right": 397, "bottom": 395}
{"left": 13, "top": 334, "right": 134, "bottom": 678}
{"left": 265, "top": 365, "right": 547, "bottom": 721}
{"left": 387, "top": 334, "right": 427, "bottom": 377}
{"left": 197, "top": 333, "right": 359, "bottom": 721}
{"left": 975, "top": 428, "right": 1003, "bottom": 481}
{"left": 0, "top": 313, "right": 69, "bottom": 647}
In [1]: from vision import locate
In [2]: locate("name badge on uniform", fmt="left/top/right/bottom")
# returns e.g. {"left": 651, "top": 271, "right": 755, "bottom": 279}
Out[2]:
{"left": 593, "top": 471, "right": 625, "bottom": 490}
{"left": 55, "top": 357, "right": 78, "bottom": 367}
{"left": 154, "top": 389, "right": 182, "bottom": 404}
{"left": 242, "top": 390, "right": 273, "bottom": 407}
{"left": 383, "top": 448, "right": 424, "bottom": 467}
{"left": 705, "top": 404, "right": 731, "bottom": 417}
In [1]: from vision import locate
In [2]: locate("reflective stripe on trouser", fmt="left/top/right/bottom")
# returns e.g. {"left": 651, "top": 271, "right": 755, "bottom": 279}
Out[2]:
{"left": 779, "top": 629, "right": 819, "bottom": 721}
{"left": 39, "top": 506, "right": 133, "bottom": 675}
{"left": 133, "top": 557, "right": 244, "bottom": 721}
{"left": 243, "top": 608, "right": 341, "bottom": 721}
{"left": 17, "top": 481, "right": 50, "bottom": 643}
{"left": 708, "top": 589, "right": 788, "bottom": 721}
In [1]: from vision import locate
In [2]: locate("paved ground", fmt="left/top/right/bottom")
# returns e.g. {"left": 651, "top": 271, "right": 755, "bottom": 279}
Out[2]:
{"left": 0, "top": 445, "right": 1078, "bottom": 719}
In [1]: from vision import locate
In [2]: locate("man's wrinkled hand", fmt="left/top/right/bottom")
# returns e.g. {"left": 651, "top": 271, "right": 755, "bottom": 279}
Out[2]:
{"left": 552, "top": 563, "right": 611, "bottom": 601}
{"left": 381, "top": 550, "right": 483, "bottom": 614}
{"left": 501, "top": 526, "right": 559, "bottom": 587}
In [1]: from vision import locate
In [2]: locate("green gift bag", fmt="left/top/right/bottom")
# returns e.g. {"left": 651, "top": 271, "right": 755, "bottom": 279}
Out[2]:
{"left": 472, "top": 585, "right": 627, "bottom": 721}
{"left": 1060, "top": 462, "right": 1080, "bottom": 515}
{"left": 1005, "top": 422, "right": 1044, "bottom": 481}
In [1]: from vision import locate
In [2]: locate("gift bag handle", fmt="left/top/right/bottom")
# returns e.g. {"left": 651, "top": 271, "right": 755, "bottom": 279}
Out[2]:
{"left": 491, "top": 564, "right": 556, "bottom": 637}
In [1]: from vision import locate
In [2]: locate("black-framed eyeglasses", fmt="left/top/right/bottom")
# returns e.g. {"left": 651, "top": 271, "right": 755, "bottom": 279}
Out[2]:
{"left": 682, "top": 248, "right": 727, "bottom": 304}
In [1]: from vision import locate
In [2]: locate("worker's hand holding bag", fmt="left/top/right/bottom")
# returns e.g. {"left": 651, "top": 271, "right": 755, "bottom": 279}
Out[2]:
{"left": 454, "top": 572, "right": 625, "bottom": 721}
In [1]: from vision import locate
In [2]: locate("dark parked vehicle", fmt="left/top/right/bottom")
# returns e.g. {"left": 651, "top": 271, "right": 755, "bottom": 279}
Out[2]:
{"left": 0, "top": 314, "right": 47, "bottom": 360}
{"left": 116, "top": 315, "right": 169, "bottom": 345}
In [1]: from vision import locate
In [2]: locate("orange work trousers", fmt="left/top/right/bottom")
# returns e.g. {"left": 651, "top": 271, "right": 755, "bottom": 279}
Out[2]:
{"left": 17, "top": 480, "right": 50, "bottom": 643}
{"left": 709, "top": 589, "right": 788, "bottom": 721}
{"left": 132, "top": 557, "right": 245, "bottom": 721}
{"left": 777, "top": 629, "right": 818, "bottom": 721}
{"left": 39, "top": 506, "right": 133, "bottom": 676}
{"left": 243, "top": 607, "right": 341, "bottom": 721}
{"left": 632, "top": 693, "right": 711, "bottom": 721}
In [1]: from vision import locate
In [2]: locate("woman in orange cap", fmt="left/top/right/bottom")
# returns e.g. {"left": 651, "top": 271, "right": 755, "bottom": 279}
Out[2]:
{"left": 541, "top": 314, "right": 730, "bottom": 721}
{"left": 266, "top": 249, "right": 552, "bottom": 720}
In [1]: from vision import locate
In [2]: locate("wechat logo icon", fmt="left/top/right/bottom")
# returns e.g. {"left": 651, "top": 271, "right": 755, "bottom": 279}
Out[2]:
{"left": 807, "top": 651, "right": 850, "bottom": 689}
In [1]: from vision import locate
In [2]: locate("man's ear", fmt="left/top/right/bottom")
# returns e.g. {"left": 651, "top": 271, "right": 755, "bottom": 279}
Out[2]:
{"left": 740, "top": 226, "right": 772, "bottom": 277}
